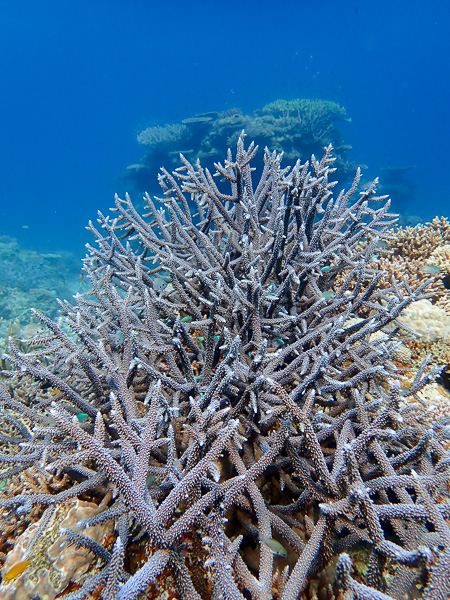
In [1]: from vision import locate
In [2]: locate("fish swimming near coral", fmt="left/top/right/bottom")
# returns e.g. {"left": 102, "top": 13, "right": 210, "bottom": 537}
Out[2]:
{"left": 420, "top": 264, "right": 441, "bottom": 274}
{"left": 321, "top": 290, "right": 336, "bottom": 300}
{"left": 260, "top": 536, "right": 288, "bottom": 557}
{"left": 17, "top": 319, "right": 45, "bottom": 339}
{"left": 2, "top": 559, "right": 31, "bottom": 582}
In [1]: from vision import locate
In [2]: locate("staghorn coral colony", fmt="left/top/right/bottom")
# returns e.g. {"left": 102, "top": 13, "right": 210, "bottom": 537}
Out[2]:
{"left": 0, "top": 134, "right": 449, "bottom": 599}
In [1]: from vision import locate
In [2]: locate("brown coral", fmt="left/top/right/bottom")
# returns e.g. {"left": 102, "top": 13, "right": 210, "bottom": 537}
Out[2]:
{"left": 385, "top": 217, "right": 450, "bottom": 312}
{"left": 429, "top": 243, "right": 450, "bottom": 274}
{"left": 375, "top": 254, "right": 447, "bottom": 305}
{"left": 332, "top": 217, "right": 450, "bottom": 375}
{"left": 0, "top": 498, "right": 113, "bottom": 600}
{"left": 388, "top": 216, "right": 450, "bottom": 259}
{"left": 337, "top": 216, "right": 450, "bottom": 310}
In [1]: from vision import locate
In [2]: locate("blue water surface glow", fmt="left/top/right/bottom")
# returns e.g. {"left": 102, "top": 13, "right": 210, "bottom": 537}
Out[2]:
{"left": 1, "top": 0, "right": 449, "bottom": 255}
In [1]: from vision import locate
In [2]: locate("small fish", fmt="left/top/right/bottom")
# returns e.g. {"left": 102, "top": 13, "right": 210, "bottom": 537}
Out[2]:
{"left": 320, "top": 265, "right": 331, "bottom": 271}
{"left": 146, "top": 474, "right": 159, "bottom": 488}
{"left": 181, "top": 316, "right": 192, "bottom": 322}
{"left": 153, "top": 277, "right": 168, "bottom": 292}
{"left": 19, "top": 321, "right": 45, "bottom": 338}
{"left": 3, "top": 559, "right": 31, "bottom": 582}
{"left": 376, "top": 240, "right": 388, "bottom": 249}
{"left": 105, "top": 374, "right": 119, "bottom": 391}
{"left": 21, "top": 225, "right": 29, "bottom": 229}
{"left": 260, "top": 536, "right": 288, "bottom": 557}
{"left": 76, "top": 413, "right": 89, "bottom": 423}
{"left": 126, "top": 163, "right": 146, "bottom": 171}
{"left": 113, "top": 330, "right": 125, "bottom": 346}
{"left": 321, "top": 291, "right": 336, "bottom": 300}
{"left": 420, "top": 265, "right": 441, "bottom": 275}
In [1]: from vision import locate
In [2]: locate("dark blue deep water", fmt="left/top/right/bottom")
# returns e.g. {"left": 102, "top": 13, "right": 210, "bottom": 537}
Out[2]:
{"left": 1, "top": 0, "right": 449, "bottom": 255}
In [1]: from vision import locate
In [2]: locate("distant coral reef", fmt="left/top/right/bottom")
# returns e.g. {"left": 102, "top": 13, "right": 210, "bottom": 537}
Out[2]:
{"left": 0, "top": 236, "right": 80, "bottom": 346}
{"left": 127, "top": 98, "right": 355, "bottom": 194}
{"left": 1, "top": 136, "right": 450, "bottom": 599}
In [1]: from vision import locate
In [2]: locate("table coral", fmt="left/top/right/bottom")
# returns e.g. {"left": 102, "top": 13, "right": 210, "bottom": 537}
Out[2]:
{"left": 130, "top": 99, "right": 355, "bottom": 194}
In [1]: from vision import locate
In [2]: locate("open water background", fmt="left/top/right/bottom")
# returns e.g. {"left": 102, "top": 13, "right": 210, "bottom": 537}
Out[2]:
{"left": 1, "top": 0, "right": 449, "bottom": 255}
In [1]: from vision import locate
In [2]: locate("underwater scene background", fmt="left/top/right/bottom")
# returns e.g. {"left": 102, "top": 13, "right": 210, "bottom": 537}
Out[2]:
{"left": 1, "top": 0, "right": 449, "bottom": 253}
{"left": 1, "top": 1, "right": 450, "bottom": 599}
{"left": 2, "top": 0, "right": 449, "bottom": 331}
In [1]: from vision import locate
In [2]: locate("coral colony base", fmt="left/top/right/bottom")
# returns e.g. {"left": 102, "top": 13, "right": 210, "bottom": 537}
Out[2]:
{"left": 0, "top": 134, "right": 450, "bottom": 600}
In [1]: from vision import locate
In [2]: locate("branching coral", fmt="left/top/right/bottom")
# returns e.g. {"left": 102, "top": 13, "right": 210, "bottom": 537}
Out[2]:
{"left": 334, "top": 215, "right": 450, "bottom": 376}
{"left": 384, "top": 217, "right": 450, "bottom": 308}
{"left": 388, "top": 217, "right": 450, "bottom": 259}
{"left": 1, "top": 135, "right": 449, "bottom": 599}
{"left": 336, "top": 216, "right": 450, "bottom": 307}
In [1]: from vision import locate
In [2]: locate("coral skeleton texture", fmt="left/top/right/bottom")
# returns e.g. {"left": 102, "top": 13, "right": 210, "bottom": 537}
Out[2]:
{"left": 0, "top": 134, "right": 449, "bottom": 599}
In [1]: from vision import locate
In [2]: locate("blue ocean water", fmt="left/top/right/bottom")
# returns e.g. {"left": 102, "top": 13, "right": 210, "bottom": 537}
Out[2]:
{"left": 1, "top": 0, "right": 449, "bottom": 256}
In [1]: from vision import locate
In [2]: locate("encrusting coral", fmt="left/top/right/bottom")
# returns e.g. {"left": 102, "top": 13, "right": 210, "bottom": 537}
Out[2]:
{"left": 1, "top": 497, "right": 114, "bottom": 599}
{"left": 0, "top": 134, "right": 449, "bottom": 599}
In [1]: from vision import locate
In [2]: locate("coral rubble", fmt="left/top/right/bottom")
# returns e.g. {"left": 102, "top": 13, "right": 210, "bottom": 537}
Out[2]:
{"left": 0, "top": 135, "right": 449, "bottom": 599}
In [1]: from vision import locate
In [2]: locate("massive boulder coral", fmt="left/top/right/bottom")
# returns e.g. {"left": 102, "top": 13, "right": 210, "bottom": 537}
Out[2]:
{"left": 398, "top": 299, "right": 450, "bottom": 343}
{"left": 0, "top": 134, "right": 449, "bottom": 599}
